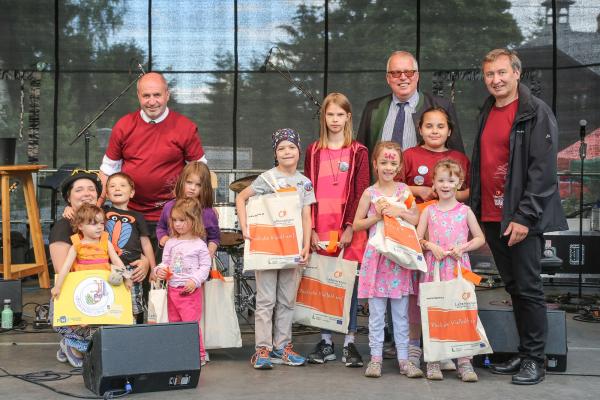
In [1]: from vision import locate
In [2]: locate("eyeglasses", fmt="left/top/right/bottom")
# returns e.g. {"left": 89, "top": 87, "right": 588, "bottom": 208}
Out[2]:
{"left": 387, "top": 70, "right": 418, "bottom": 79}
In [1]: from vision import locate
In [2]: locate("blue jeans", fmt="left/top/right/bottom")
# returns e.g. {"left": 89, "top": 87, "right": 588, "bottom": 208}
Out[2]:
{"left": 322, "top": 276, "right": 359, "bottom": 335}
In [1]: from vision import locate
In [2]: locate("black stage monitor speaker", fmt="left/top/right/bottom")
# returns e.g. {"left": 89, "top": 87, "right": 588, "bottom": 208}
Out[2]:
{"left": 0, "top": 279, "right": 22, "bottom": 324}
{"left": 474, "top": 308, "right": 567, "bottom": 372}
{"left": 83, "top": 322, "right": 200, "bottom": 395}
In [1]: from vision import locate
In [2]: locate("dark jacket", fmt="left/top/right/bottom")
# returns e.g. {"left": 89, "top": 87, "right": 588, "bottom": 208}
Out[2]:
{"left": 304, "top": 140, "right": 370, "bottom": 229}
{"left": 356, "top": 92, "right": 465, "bottom": 158}
{"left": 469, "top": 83, "right": 568, "bottom": 234}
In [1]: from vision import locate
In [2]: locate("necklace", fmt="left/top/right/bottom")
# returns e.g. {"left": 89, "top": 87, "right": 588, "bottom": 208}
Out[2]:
{"left": 326, "top": 147, "right": 347, "bottom": 185}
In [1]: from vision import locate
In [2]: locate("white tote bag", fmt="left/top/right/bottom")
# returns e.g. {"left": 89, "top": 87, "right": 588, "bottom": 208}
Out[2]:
{"left": 147, "top": 280, "right": 168, "bottom": 324}
{"left": 419, "top": 261, "right": 492, "bottom": 362}
{"left": 201, "top": 266, "right": 243, "bottom": 349}
{"left": 243, "top": 173, "right": 303, "bottom": 272}
{"left": 293, "top": 251, "right": 358, "bottom": 333}
{"left": 368, "top": 195, "right": 427, "bottom": 272}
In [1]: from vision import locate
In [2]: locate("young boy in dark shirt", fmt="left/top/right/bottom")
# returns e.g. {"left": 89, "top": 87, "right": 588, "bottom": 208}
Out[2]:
{"left": 105, "top": 172, "right": 156, "bottom": 323}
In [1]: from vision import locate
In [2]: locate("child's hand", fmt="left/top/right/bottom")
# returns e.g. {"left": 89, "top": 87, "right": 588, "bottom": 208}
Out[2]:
{"left": 339, "top": 226, "right": 353, "bottom": 249}
{"left": 428, "top": 242, "right": 448, "bottom": 261}
{"left": 374, "top": 198, "right": 389, "bottom": 215}
{"left": 310, "top": 230, "right": 320, "bottom": 251}
{"left": 62, "top": 206, "right": 75, "bottom": 220}
{"left": 382, "top": 205, "right": 404, "bottom": 218}
{"left": 449, "top": 245, "right": 464, "bottom": 260}
{"left": 415, "top": 186, "right": 438, "bottom": 202}
{"left": 183, "top": 279, "right": 197, "bottom": 294}
{"left": 299, "top": 246, "right": 310, "bottom": 266}
{"left": 124, "top": 278, "right": 133, "bottom": 291}
{"left": 51, "top": 286, "right": 61, "bottom": 299}
{"left": 159, "top": 236, "right": 169, "bottom": 247}
{"left": 155, "top": 267, "right": 168, "bottom": 280}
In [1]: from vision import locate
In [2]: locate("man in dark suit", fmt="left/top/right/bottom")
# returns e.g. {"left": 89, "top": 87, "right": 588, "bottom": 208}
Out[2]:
{"left": 357, "top": 50, "right": 465, "bottom": 156}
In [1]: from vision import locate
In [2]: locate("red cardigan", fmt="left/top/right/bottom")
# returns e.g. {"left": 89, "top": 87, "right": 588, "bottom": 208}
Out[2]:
{"left": 304, "top": 140, "right": 370, "bottom": 229}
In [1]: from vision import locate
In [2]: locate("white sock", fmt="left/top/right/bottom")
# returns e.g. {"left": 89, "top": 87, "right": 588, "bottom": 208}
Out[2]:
{"left": 321, "top": 333, "right": 333, "bottom": 345}
{"left": 344, "top": 333, "right": 355, "bottom": 347}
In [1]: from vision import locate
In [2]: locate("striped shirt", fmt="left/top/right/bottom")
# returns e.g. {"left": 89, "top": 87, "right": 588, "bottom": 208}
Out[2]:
{"left": 381, "top": 91, "right": 420, "bottom": 150}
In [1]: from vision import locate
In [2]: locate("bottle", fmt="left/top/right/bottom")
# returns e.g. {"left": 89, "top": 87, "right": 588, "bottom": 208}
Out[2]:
{"left": 1, "top": 299, "right": 13, "bottom": 329}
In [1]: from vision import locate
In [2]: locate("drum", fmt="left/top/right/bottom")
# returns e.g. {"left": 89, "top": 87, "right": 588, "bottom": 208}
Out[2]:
{"left": 214, "top": 203, "right": 243, "bottom": 247}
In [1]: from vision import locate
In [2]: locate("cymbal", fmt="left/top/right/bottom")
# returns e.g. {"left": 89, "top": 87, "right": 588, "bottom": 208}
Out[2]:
{"left": 229, "top": 174, "right": 259, "bottom": 193}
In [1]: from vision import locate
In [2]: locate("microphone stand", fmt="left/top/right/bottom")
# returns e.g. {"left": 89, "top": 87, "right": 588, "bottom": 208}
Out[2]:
{"left": 70, "top": 66, "right": 145, "bottom": 169}
{"left": 577, "top": 120, "right": 587, "bottom": 299}
{"left": 264, "top": 58, "right": 321, "bottom": 117}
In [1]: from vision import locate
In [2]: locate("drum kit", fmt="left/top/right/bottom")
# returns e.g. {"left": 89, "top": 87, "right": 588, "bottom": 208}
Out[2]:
{"left": 213, "top": 174, "right": 259, "bottom": 320}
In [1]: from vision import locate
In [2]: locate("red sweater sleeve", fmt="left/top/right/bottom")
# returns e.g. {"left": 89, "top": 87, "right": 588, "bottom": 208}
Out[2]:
{"left": 343, "top": 143, "right": 370, "bottom": 227}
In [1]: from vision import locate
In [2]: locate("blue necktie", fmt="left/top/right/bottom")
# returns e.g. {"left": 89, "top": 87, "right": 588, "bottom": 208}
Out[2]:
{"left": 391, "top": 102, "right": 406, "bottom": 147}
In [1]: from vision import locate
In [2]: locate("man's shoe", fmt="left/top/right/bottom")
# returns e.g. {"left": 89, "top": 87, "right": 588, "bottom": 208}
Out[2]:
{"left": 511, "top": 359, "right": 545, "bottom": 385}
{"left": 307, "top": 340, "right": 336, "bottom": 364}
{"left": 342, "top": 343, "right": 363, "bottom": 367}
{"left": 490, "top": 356, "right": 522, "bottom": 375}
{"left": 270, "top": 343, "right": 306, "bottom": 366}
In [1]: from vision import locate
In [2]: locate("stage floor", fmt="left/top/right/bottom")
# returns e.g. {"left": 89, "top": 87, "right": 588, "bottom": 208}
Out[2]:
{"left": 1, "top": 283, "right": 599, "bottom": 399}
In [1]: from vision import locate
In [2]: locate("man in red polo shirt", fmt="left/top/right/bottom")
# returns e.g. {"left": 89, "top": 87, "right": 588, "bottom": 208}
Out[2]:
{"left": 99, "top": 72, "right": 206, "bottom": 236}
{"left": 469, "top": 49, "right": 567, "bottom": 385}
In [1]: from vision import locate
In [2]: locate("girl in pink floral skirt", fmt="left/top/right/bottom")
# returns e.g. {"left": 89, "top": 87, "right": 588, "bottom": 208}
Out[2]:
{"left": 353, "top": 141, "right": 422, "bottom": 379}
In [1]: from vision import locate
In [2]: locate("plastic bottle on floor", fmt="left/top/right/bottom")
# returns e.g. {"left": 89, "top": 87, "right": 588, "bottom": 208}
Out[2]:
{"left": 1, "top": 299, "right": 13, "bottom": 329}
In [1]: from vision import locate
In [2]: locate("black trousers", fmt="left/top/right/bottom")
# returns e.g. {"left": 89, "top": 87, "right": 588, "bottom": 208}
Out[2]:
{"left": 483, "top": 222, "right": 547, "bottom": 365}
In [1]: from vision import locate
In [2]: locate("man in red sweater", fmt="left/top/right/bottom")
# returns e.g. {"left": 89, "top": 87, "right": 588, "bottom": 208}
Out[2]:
{"left": 99, "top": 72, "right": 206, "bottom": 233}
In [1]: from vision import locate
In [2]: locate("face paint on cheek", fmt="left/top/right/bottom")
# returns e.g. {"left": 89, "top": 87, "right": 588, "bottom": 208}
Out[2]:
{"left": 383, "top": 151, "right": 398, "bottom": 161}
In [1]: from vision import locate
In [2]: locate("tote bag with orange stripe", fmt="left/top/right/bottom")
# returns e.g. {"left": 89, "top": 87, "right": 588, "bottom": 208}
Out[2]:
{"left": 243, "top": 174, "right": 303, "bottom": 272}
{"left": 293, "top": 251, "right": 357, "bottom": 333}
{"left": 419, "top": 261, "right": 492, "bottom": 362}
{"left": 368, "top": 196, "right": 427, "bottom": 272}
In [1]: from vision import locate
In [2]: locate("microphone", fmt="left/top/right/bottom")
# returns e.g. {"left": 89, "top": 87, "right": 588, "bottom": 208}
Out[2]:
{"left": 579, "top": 119, "right": 587, "bottom": 140}
{"left": 259, "top": 47, "right": 274, "bottom": 72}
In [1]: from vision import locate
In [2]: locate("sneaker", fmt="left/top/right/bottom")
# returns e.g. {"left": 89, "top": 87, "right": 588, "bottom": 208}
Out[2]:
{"left": 56, "top": 339, "right": 68, "bottom": 362}
{"left": 383, "top": 342, "right": 397, "bottom": 359}
{"left": 307, "top": 340, "right": 336, "bottom": 364}
{"left": 364, "top": 361, "right": 382, "bottom": 378}
{"left": 399, "top": 359, "right": 424, "bottom": 378}
{"left": 342, "top": 343, "right": 364, "bottom": 368}
{"left": 440, "top": 359, "right": 456, "bottom": 371}
{"left": 270, "top": 343, "right": 306, "bottom": 366}
{"left": 201, "top": 358, "right": 207, "bottom": 367}
{"left": 457, "top": 361, "right": 478, "bottom": 382}
{"left": 251, "top": 347, "right": 273, "bottom": 370}
{"left": 60, "top": 340, "right": 83, "bottom": 368}
{"left": 205, "top": 351, "right": 210, "bottom": 362}
{"left": 408, "top": 344, "right": 422, "bottom": 368}
{"left": 56, "top": 345, "right": 68, "bottom": 363}
{"left": 426, "top": 362, "right": 444, "bottom": 380}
